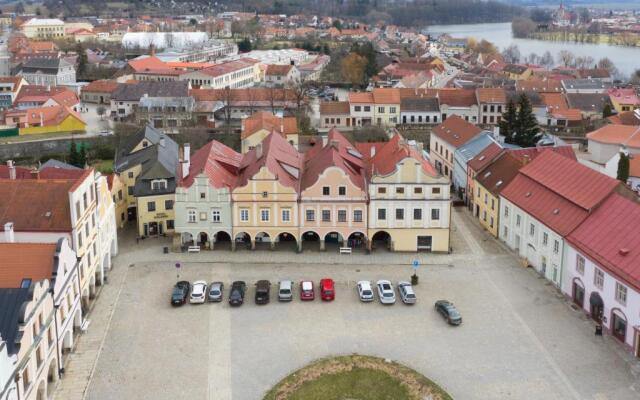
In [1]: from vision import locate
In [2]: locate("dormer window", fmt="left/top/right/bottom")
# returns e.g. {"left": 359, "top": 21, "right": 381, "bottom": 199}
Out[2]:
{"left": 151, "top": 180, "right": 167, "bottom": 191}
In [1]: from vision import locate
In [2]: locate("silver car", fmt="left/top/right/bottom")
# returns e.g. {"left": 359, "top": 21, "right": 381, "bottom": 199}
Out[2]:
{"left": 397, "top": 281, "right": 416, "bottom": 304}
{"left": 208, "top": 281, "right": 224, "bottom": 302}
{"left": 357, "top": 280, "right": 374, "bottom": 302}
{"left": 376, "top": 280, "right": 396, "bottom": 305}
{"left": 278, "top": 280, "right": 293, "bottom": 301}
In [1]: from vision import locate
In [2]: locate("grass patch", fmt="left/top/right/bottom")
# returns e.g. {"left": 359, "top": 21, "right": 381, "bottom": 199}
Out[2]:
{"left": 264, "top": 355, "right": 452, "bottom": 400}
{"left": 91, "top": 159, "right": 114, "bottom": 174}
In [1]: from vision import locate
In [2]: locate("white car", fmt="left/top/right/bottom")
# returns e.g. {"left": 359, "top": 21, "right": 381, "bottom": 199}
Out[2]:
{"left": 376, "top": 280, "right": 396, "bottom": 305}
{"left": 356, "top": 280, "right": 374, "bottom": 302}
{"left": 190, "top": 281, "right": 207, "bottom": 304}
{"left": 397, "top": 281, "right": 416, "bottom": 304}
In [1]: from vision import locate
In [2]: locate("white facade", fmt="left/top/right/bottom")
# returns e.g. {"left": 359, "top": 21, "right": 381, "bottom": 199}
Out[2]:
{"left": 22, "top": 18, "right": 65, "bottom": 39}
{"left": 0, "top": 337, "right": 17, "bottom": 400}
{"left": 440, "top": 105, "right": 479, "bottom": 124}
{"left": 178, "top": 62, "right": 258, "bottom": 89}
{"left": 95, "top": 173, "right": 118, "bottom": 284}
{"left": 400, "top": 110, "right": 440, "bottom": 125}
{"left": 122, "top": 32, "right": 209, "bottom": 49}
{"left": 563, "top": 245, "right": 640, "bottom": 354}
{"left": 18, "top": 65, "right": 76, "bottom": 86}
{"left": 499, "top": 197, "right": 566, "bottom": 287}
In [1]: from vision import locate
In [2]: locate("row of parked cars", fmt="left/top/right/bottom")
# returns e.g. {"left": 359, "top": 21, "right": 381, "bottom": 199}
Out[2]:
{"left": 170, "top": 279, "right": 462, "bottom": 325}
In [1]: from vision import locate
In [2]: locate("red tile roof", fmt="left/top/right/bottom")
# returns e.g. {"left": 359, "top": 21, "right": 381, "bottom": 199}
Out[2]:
{"left": 319, "top": 101, "right": 350, "bottom": 115}
{"left": 586, "top": 124, "right": 640, "bottom": 149}
{"left": 506, "top": 145, "right": 577, "bottom": 163}
{"left": 606, "top": 111, "right": 640, "bottom": 126}
{"left": 567, "top": 194, "right": 640, "bottom": 292}
{"left": 81, "top": 79, "right": 120, "bottom": 94}
{"left": 0, "top": 243, "right": 57, "bottom": 288}
{"left": 438, "top": 89, "right": 477, "bottom": 107}
{"left": 179, "top": 140, "right": 242, "bottom": 189}
{"left": 363, "top": 133, "right": 437, "bottom": 178}
{"left": 467, "top": 142, "right": 503, "bottom": 173}
{"left": 476, "top": 88, "right": 506, "bottom": 104}
{"left": 475, "top": 152, "right": 523, "bottom": 196}
{"left": 265, "top": 64, "right": 293, "bottom": 76}
{"left": 241, "top": 111, "right": 298, "bottom": 140}
{"left": 431, "top": 115, "right": 482, "bottom": 148}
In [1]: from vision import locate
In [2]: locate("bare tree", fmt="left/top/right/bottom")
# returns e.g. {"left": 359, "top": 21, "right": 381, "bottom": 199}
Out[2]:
{"left": 574, "top": 56, "right": 594, "bottom": 69}
{"left": 502, "top": 44, "right": 521, "bottom": 64}
{"left": 221, "top": 86, "right": 235, "bottom": 133}
{"left": 97, "top": 105, "right": 107, "bottom": 120}
{"left": 164, "top": 32, "right": 176, "bottom": 49}
{"left": 540, "top": 51, "right": 554, "bottom": 69}
{"left": 526, "top": 53, "right": 540, "bottom": 65}
{"left": 557, "top": 50, "right": 575, "bottom": 67}
{"left": 287, "top": 79, "right": 310, "bottom": 114}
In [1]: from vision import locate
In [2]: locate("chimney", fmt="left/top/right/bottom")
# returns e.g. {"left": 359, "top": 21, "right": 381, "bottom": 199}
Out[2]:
{"left": 493, "top": 125, "right": 500, "bottom": 137}
{"left": 6, "top": 160, "right": 15, "bottom": 180}
{"left": 522, "top": 154, "right": 531, "bottom": 165}
{"left": 330, "top": 140, "right": 339, "bottom": 149}
{"left": 417, "top": 142, "right": 424, "bottom": 152}
{"left": 30, "top": 169, "right": 39, "bottom": 180}
{"left": 370, "top": 146, "right": 376, "bottom": 158}
{"left": 181, "top": 143, "right": 191, "bottom": 179}
{"left": 256, "top": 143, "right": 263, "bottom": 159}
{"left": 159, "top": 135, "right": 165, "bottom": 147}
{"left": 4, "top": 222, "right": 14, "bottom": 243}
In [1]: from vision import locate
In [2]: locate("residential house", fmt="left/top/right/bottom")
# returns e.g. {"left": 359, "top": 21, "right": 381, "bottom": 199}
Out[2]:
{"left": 562, "top": 79, "right": 611, "bottom": 94}
{"left": 232, "top": 132, "right": 302, "bottom": 250}
{"left": 16, "top": 58, "right": 76, "bottom": 86}
{"left": 136, "top": 96, "right": 196, "bottom": 133}
{"left": 0, "top": 77, "right": 27, "bottom": 110}
{"left": 0, "top": 335, "right": 17, "bottom": 400}
{"left": 107, "top": 173, "right": 128, "bottom": 228}
{"left": 174, "top": 140, "right": 242, "bottom": 250}
{"left": 2, "top": 105, "right": 86, "bottom": 135}
{"left": 566, "top": 93, "right": 612, "bottom": 120}
{"left": 240, "top": 111, "right": 298, "bottom": 153}
{"left": 466, "top": 141, "right": 505, "bottom": 211}
{"left": 177, "top": 58, "right": 259, "bottom": 89}
{"left": 319, "top": 101, "right": 352, "bottom": 130}
{"left": 576, "top": 68, "right": 612, "bottom": 82}
{"left": 399, "top": 97, "right": 440, "bottom": 125}
{"left": 499, "top": 151, "right": 622, "bottom": 287}
{"left": 586, "top": 124, "right": 640, "bottom": 164}
{"left": 502, "top": 64, "right": 532, "bottom": 80}
{"left": 452, "top": 132, "right": 497, "bottom": 197}
{"left": 110, "top": 80, "right": 190, "bottom": 121}
{"left": 348, "top": 88, "right": 401, "bottom": 127}
{"left": 80, "top": 80, "right": 119, "bottom": 104}
{"left": 563, "top": 193, "right": 640, "bottom": 356}
{"left": 299, "top": 129, "right": 368, "bottom": 251}
{"left": 113, "top": 125, "right": 179, "bottom": 237}
{"left": 430, "top": 115, "right": 483, "bottom": 179}
{"left": 476, "top": 88, "right": 506, "bottom": 126}
{"left": 363, "top": 134, "right": 451, "bottom": 252}
{"left": 438, "top": 89, "right": 479, "bottom": 124}
{"left": 14, "top": 85, "right": 79, "bottom": 110}
{"left": 607, "top": 110, "right": 640, "bottom": 126}
{"left": 21, "top": 18, "right": 65, "bottom": 39}
{"left": 608, "top": 88, "right": 640, "bottom": 113}
{"left": 264, "top": 64, "right": 300, "bottom": 86}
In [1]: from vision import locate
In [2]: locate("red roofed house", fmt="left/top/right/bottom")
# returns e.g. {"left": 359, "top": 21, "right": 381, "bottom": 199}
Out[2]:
{"left": 299, "top": 128, "right": 368, "bottom": 251}
{"left": 499, "top": 150, "right": 625, "bottom": 287}
{"left": 608, "top": 88, "right": 640, "bottom": 114}
{"left": 80, "top": 80, "right": 120, "bottom": 104}
{"left": 360, "top": 133, "right": 451, "bottom": 252}
{"left": 264, "top": 64, "right": 300, "bottom": 86}
{"left": 476, "top": 88, "right": 506, "bottom": 126}
{"left": 240, "top": 111, "right": 298, "bottom": 154}
{"left": 438, "top": 88, "right": 479, "bottom": 124}
{"left": 564, "top": 193, "right": 640, "bottom": 356}
{"left": 174, "top": 140, "right": 242, "bottom": 250}
{"left": 232, "top": 132, "right": 303, "bottom": 250}
{"left": 430, "top": 115, "right": 483, "bottom": 179}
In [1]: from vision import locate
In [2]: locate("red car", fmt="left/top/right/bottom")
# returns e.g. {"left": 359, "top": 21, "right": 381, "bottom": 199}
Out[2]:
{"left": 320, "top": 278, "right": 335, "bottom": 301}
{"left": 300, "top": 280, "right": 315, "bottom": 301}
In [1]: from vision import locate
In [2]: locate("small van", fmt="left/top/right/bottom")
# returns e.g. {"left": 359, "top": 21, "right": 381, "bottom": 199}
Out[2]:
{"left": 278, "top": 280, "right": 293, "bottom": 301}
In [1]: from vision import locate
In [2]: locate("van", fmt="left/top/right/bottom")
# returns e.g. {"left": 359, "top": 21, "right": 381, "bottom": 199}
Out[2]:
{"left": 278, "top": 280, "right": 293, "bottom": 301}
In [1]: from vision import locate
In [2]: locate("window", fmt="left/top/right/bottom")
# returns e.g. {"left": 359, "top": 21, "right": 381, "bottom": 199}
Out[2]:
{"left": 20, "top": 279, "right": 31, "bottom": 288}
{"left": 543, "top": 232, "right": 548, "bottom": 246}
{"left": 200, "top": 192, "right": 206, "bottom": 199}
{"left": 504, "top": 206, "right": 509, "bottom": 217}
{"left": 322, "top": 186, "right": 330, "bottom": 196}
{"left": 483, "top": 211, "right": 487, "bottom": 221}
{"left": 431, "top": 209, "right": 440, "bottom": 220}
{"left": 553, "top": 240, "right": 559, "bottom": 254}
{"left": 260, "top": 209, "right": 270, "bottom": 222}
{"left": 594, "top": 268, "right": 604, "bottom": 289}
{"left": 306, "top": 209, "right": 315, "bottom": 221}
{"left": 396, "top": 208, "right": 404, "bottom": 220}
{"left": 364, "top": 106, "right": 370, "bottom": 112}
{"left": 414, "top": 187, "right": 423, "bottom": 194}
{"left": 396, "top": 187, "right": 404, "bottom": 194}
{"left": 378, "top": 208, "right": 386, "bottom": 220}
{"left": 322, "top": 210, "right": 331, "bottom": 222}
{"left": 240, "top": 209, "right": 249, "bottom": 222}
{"left": 413, "top": 208, "right": 422, "bottom": 220}
{"left": 128, "top": 187, "right": 133, "bottom": 195}
{"left": 282, "top": 209, "right": 290, "bottom": 222}
{"left": 378, "top": 106, "right": 385, "bottom": 113}
{"left": 262, "top": 191, "right": 268, "bottom": 198}
{"left": 491, "top": 199, "right": 495, "bottom": 210}
{"left": 152, "top": 181, "right": 166, "bottom": 191}
{"left": 576, "top": 255, "right": 585, "bottom": 275}
{"left": 212, "top": 209, "right": 221, "bottom": 222}
{"left": 490, "top": 217, "right": 494, "bottom": 228}
{"left": 529, "top": 223, "right": 535, "bottom": 236}
{"left": 354, "top": 106, "right": 361, "bottom": 112}
{"left": 147, "top": 201, "right": 156, "bottom": 212}
{"left": 128, "top": 171, "right": 134, "bottom": 178}
{"left": 338, "top": 210, "right": 347, "bottom": 222}
{"left": 353, "top": 210, "right": 363, "bottom": 222}
{"left": 503, "top": 226, "right": 508, "bottom": 237}
{"left": 188, "top": 210, "right": 196, "bottom": 223}
{"left": 338, "top": 186, "right": 346, "bottom": 196}
{"left": 166, "top": 220, "right": 174, "bottom": 229}
{"left": 77, "top": 232, "right": 83, "bottom": 248}
{"left": 118, "top": 190, "right": 123, "bottom": 200}
{"left": 377, "top": 187, "right": 386, "bottom": 194}
{"left": 165, "top": 200, "right": 173, "bottom": 210}
{"left": 390, "top": 107, "right": 396, "bottom": 113}
{"left": 484, "top": 193, "right": 488, "bottom": 204}
{"left": 516, "top": 215, "right": 521, "bottom": 227}
{"left": 615, "top": 282, "right": 627, "bottom": 305}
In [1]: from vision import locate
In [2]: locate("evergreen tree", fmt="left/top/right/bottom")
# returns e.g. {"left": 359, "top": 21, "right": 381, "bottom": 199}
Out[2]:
{"left": 69, "top": 140, "right": 80, "bottom": 167}
{"left": 514, "top": 93, "right": 540, "bottom": 147}
{"left": 617, "top": 152, "right": 630, "bottom": 182}
{"left": 499, "top": 98, "right": 518, "bottom": 143}
{"left": 76, "top": 43, "right": 88, "bottom": 79}
{"left": 79, "top": 142, "right": 87, "bottom": 167}
{"left": 602, "top": 103, "right": 613, "bottom": 118}
{"left": 238, "top": 37, "right": 252, "bottom": 53}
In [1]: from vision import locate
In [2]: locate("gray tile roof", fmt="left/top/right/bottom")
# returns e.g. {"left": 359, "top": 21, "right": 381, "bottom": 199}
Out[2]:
{"left": 561, "top": 79, "right": 612, "bottom": 91}
{"left": 19, "top": 57, "right": 71, "bottom": 73}
{"left": 566, "top": 93, "right": 611, "bottom": 113}
{"left": 400, "top": 97, "right": 440, "bottom": 112}
{"left": 0, "top": 288, "right": 31, "bottom": 355}
{"left": 111, "top": 81, "right": 190, "bottom": 102}
{"left": 39, "top": 159, "right": 81, "bottom": 171}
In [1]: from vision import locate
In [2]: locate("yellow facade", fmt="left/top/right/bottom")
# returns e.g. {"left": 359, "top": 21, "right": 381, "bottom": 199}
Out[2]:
{"left": 370, "top": 228, "right": 450, "bottom": 252}
{"left": 242, "top": 129, "right": 298, "bottom": 154}
{"left": 232, "top": 167, "right": 299, "bottom": 246}
{"left": 109, "top": 174, "right": 128, "bottom": 228}
{"left": 19, "top": 115, "right": 86, "bottom": 135}
{"left": 119, "top": 164, "right": 142, "bottom": 209}
{"left": 136, "top": 193, "right": 176, "bottom": 236}
{"left": 474, "top": 179, "right": 500, "bottom": 237}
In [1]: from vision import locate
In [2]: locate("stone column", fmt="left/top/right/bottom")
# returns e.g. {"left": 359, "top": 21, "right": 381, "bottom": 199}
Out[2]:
{"left": 250, "top": 240, "right": 256, "bottom": 250}
{"left": 320, "top": 240, "right": 326, "bottom": 251}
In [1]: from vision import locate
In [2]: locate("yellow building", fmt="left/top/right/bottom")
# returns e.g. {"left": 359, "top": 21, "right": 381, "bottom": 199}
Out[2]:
{"left": 608, "top": 88, "right": 640, "bottom": 113}
{"left": 137, "top": 193, "right": 176, "bottom": 237}
{"left": 4, "top": 106, "right": 86, "bottom": 135}
{"left": 502, "top": 64, "right": 532, "bottom": 81}
{"left": 232, "top": 132, "right": 302, "bottom": 249}
{"left": 473, "top": 153, "right": 523, "bottom": 237}
{"left": 107, "top": 173, "right": 128, "bottom": 228}
{"left": 240, "top": 111, "right": 299, "bottom": 154}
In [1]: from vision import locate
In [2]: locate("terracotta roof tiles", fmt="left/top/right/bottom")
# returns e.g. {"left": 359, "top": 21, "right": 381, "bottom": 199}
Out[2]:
{"left": 431, "top": 115, "right": 482, "bottom": 148}
{"left": 0, "top": 243, "right": 57, "bottom": 288}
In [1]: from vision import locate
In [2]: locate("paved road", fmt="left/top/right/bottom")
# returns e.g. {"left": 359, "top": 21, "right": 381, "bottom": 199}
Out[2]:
{"left": 57, "top": 210, "right": 640, "bottom": 400}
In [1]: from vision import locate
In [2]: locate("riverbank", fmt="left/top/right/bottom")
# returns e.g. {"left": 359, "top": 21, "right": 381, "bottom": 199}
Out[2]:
{"left": 527, "top": 31, "right": 640, "bottom": 48}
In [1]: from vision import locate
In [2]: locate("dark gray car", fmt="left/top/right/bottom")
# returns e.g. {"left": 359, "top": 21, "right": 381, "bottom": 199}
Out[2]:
{"left": 435, "top": 300, "right": 462, "bottom": 325}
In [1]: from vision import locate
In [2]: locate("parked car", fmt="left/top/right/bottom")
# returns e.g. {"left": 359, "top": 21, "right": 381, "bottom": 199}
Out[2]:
{"left": 300, "top": 280, "right": 315, "bottom": 301}
{"left": 319, "top": 278, "right": 335, "bottom": 301}
{"left": 356, "top": 280, "right": 374, "bottom": 302}
{"left": 189, "top": 281, "right": 207, "bottom": 304}
{"left": 376, "top": 280, "right": 396, "bottom": 304}
{"left": 208, "top": 281, "right": 224, "bottom": 302}
{"left": 171, "top": 281, "right": 190, "bottom": 306}
{"left": 278, "top": 280, "right": 293, "bottom": 302}
{"left": 255, "top": 280, "right": 271, "bottom": 304}
{"left": 98, "top": 129, "right": 114, "bottom": 136}
{"left": 435, "top": 300, "right": 462, "bottom": 325}
{"left": 229, "top": 281, "right": 247, "bottom": 306}
{"left": 397, "top": 282, "right": 416, "bottom": 304}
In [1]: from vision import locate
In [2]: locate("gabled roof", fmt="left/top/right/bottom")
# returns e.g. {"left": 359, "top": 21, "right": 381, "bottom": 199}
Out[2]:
{"left": 300, "top": 128, "right": 366, "bottom": 191}
{"left": 438, "top": 89, "right": 477, "bottom": 107}
{"left": 241, "top": 111, "right": 298, "bottom": 140}
{"left": 365, "top": 133, "right": 437, "bottom": 178}
{"left": 455, "top": 133, "right": 496, "bottom": 163}
{"left": 586, "top": 124, "right": 640, "bottom": 148}
{"left": 6, "top": 105, "right": 84, "bottom": 127}
{"left": 236, "top": 132, "right": 303, "bottom": 191}
{"left": 515, "top": 79, "right": 562, "bottom": 93}
{"left": 179, "top": 140, "right": 242, "bottom": 189}
{"left": 476, "top": 88, "right": 506, "bottom": 104}
{"left": 431, "top": 115, "right": 482, "bottom": 148}
{"left": 348, "top": 88, "right": 401, "bottom": 104}
{"left": 16, "top": 85, "right": 79, "bottom": 108}
{"left": 19, "top": 57, "right": 71, "bottom": 72}
{"left": 81, "top": 79, "right": 120, "bottom": 94}
{"left": 111, "top": 80, "right": 189, "bottom": 101}
{"left": 607, "top": 111, "right": 640, "bottom": 126}
{"left": 265, "top": 64, "right": 293, "bottom": 76}
{"left": 506, "top": 145, "right": 577, "bottom": 163}
{"left": 566, "top": 93, "right": 611, "bottom": 113}
{"left": 400, "top": 97, "right": 439, "bottom": 112}
{"left": 319, "top": 101, "right": 350, "bottom": 115}
{"left": 467, "top": 142, "right": 504, "bottom": 173}
{"left": 475, "top": 152, "right": 523, "bottom": 196}
{"left": 0, "top": 243, "right": 57, "bottom": 289}
{"left": 567, "top": 194, "right": 640, "bottom": 292}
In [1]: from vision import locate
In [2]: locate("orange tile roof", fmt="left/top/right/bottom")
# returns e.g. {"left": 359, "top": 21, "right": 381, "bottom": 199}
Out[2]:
{"left": 372, "top": 88, "right": 400, "bottom": 104}
{"left": 82, "top": 79, "right": 119, "bottom": 94}
{"left": 348, "top": 92, "right": 374, "bottom": 103}
{"left": 319, "top": 101, "right": 350, "bottom": 115}
{"left": 438, "top": 89, "right": 477, "bottom": 107}
{"left": 586, "top": 124, "right": 640, "bottom": 148}
{"left": 541, "top": 93, "right": 568, "bottom": 111}
{"left": 6, "top": 105, "right": 84, "bottom": 127}
{"left": 476, "top": 88, "right": 506, "bottom": 104}
{"left": 265, "top": 64, "right": 293, "bottom": 76}
{"left": 431, "top": 115, "right": 482, "bottom": 148}
{"left": 241, "top": 111, "right": 297, "bottom": 140}
{"left": 0, "top": 243, "right": 57, "bottom": 288}
{"left": 516, "top": 79, "right": 562, "bottom": 93}
{"left": 630, "top": 155, "right": 640, "bottom": 178}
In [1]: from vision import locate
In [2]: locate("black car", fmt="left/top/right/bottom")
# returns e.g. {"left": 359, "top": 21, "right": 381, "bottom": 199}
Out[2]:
{"left": 171, "top": 281, "right": 191, "bottom": 306}
{"left": 229, "top": 281, "right": 247, "bottom": 306}
{"left": 435, "top": 300, "right": 462, "bottom": 325}
{"left": 255, "top": 280, "right": 271, "bottom": 304}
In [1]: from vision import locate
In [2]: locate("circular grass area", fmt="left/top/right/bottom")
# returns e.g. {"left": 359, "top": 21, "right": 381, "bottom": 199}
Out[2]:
{"left": 264, "top": 355, "right": 453, "bottom": 400}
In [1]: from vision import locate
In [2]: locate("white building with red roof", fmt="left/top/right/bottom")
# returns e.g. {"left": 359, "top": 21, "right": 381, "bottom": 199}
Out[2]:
{"left": 564, "top": 193, "right": 640, "bottom": 356}
{"left": 359, "top": 133, "right": 451, "bottom": 252}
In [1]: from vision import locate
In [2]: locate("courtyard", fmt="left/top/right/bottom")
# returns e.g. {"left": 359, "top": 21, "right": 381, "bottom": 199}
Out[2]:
{"left": 56, "top": 210, "right": 640, "bottom": 400}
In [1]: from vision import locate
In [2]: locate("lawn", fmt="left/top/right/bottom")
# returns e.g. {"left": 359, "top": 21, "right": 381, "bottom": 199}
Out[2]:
{"left": 91, "top": 159, "right": 114, "bottom": 174}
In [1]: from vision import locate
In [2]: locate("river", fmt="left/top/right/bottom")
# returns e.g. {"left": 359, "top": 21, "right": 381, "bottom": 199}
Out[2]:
{"left": 426, "top": 22, "right": 640, "bottom": 77}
